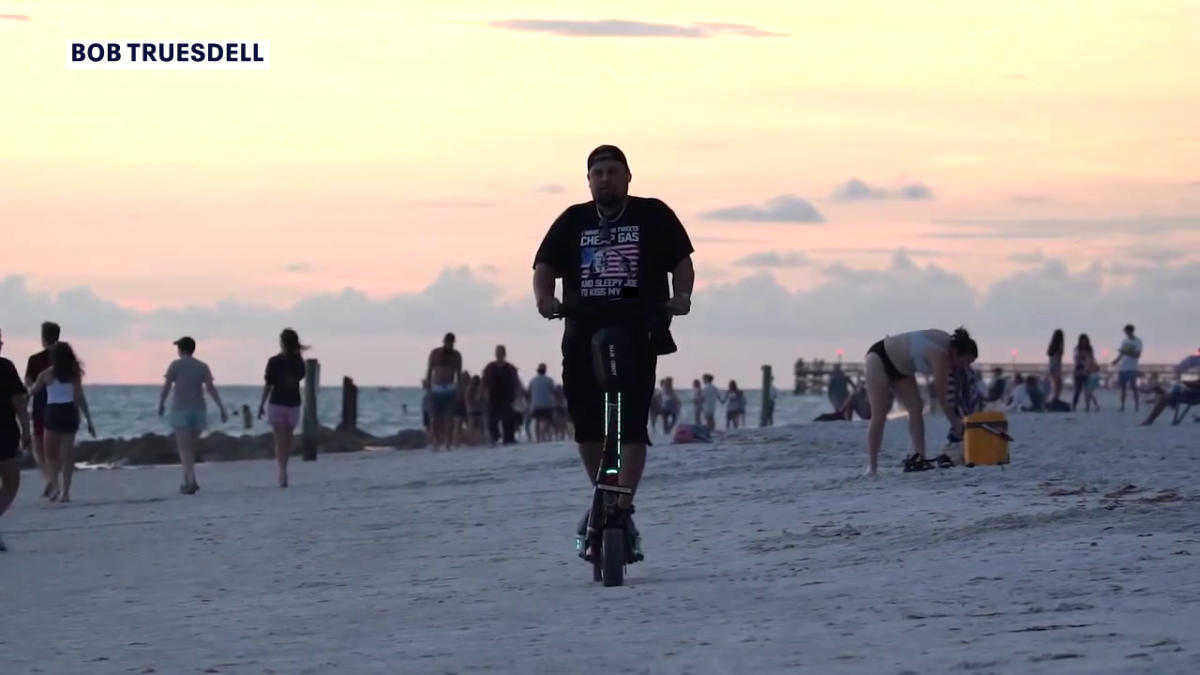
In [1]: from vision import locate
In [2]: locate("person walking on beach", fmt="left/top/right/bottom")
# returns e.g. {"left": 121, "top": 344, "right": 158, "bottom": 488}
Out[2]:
{"left": 724, "top": 380, "right": 745, "bottom": 429}
{"left": 481, "top": 345, "right": 519, "bottom": 445}
{"left": 28, "top": 342, "right": 96, "bottom": 502}
{"left": 861, "top": 328, "right": 979, "bottom": 475}
{"left": 158, "top": 337, "right": 228, "bottom": 494}
{"left": 464, "top": 374, "right": 485, "bottom": 445}
{"left": 258, "top": 328, "right": 307, "bottom": 488}
{"left": 512, "top": 371, "right": 531, "bottom": 442}
{"left": 691, "top": 379, "right": 703, "bottom": 425}
{"left": 24, "top": 321, "right": 59, "bottom": 498}
{"left": 1072, "top": 334, "right": 1097, "bottom": 412}
{"left": 527, "top": 363, "right": 556, "bottom": 442}
{"left": 648, "top": 386, "right": 663, "bottom": 434}
{"left": 1047, "top": 329, "right": 1065, "bottom": 404}
{"left": 660, "top": 377, "right": 679, "bottom": 434}
{"left": 532, "top": 143, "right": 695, "bottom": 561}
{"left": 1112, "top": 324, "right": 1143, "bottom": 413}
{"left": 0, "top": 328, "right": 33, "bottom": 551}
{"left": 701, "top": 374, "right": 721, "bottom": 430}
{"left": 424, "top": 332, "right": 462, "bottom": 451}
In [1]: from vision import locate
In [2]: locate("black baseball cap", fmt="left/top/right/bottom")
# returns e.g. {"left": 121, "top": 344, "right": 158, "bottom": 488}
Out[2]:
{"left": 173, "top": 336, "right": 196, "bottom": 353}
{"left": 587, "top": 144, "right": 628, "bottom": 171}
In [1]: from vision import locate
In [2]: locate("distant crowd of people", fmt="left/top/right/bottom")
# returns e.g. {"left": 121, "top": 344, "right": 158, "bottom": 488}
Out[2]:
{"left": 421, "top": 333, "right": 571, "bottom": 451}
{"left": 988, "top": 324, "right": 1198, "bottom": 425}
{"left": 647, "top": 374, "right": 756, "bottom": 435}
{"left": 419, "top": 333, "right": 767, "bottom": 450}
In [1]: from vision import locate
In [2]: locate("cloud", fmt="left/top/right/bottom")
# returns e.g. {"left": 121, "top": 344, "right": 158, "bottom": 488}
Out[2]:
{"left": 813, "top": 247, "right": 941, "bottom": 259}
{"left": 897, "top": 183, "right": 934, "bottom": 200}
{"left": 1011, "top": 194, "right": 1052, "bottom": 204}
{"left": 535, "top": 183, "right": 566, "bottom": 194}
{"left": 1001, "top": 73, "right": 1028, "bottom": 80}
{"left": 0, "top": 14, "right": 32, "bottom": 22}
{"left": 693, "top": 22, "right": 787, "bottom": 37}
{"left": 1008, "top": 252, "right": 1046, "bottom": 264}
{"left": 683, "top": 251, "right": 1200, "bottom": 358}
{"left": 135, "top": 266, "right": 530, "bottom": 342}
{"left": 700, "top": 195, "right": 825, "bottom": 223}
{"left": 0, "top": 276, "right": 134, "bottom": 339}
{"left": 1128, "top": 246, "right": 1187, "bottom": 264}
{"left": 692, "top": 235, "right": 766, "bottom": 244}
{"left": 487, "top": 19, "right": 785, "bottom": 38}
{"left": 831, "top": 178, "right": 934, "bottom": 202}
{"left": 285, "top": 263, "right": 313, "bottom": 274}
{"left": 4, "top": 256, "right": 1198, "bottom": 383}
{"left": 925, "top": 215, "right": 1200, "bottom": 240}
{"left": 732, "top": 251, "right": 811, "bottom": 268}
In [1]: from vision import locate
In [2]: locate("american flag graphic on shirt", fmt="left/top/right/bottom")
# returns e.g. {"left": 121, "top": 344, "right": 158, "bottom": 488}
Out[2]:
{"left": 582, "top": 242, "right": 640, "bottom": 279}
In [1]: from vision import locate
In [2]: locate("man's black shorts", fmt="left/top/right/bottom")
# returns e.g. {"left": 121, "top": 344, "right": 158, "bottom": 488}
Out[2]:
{"left": 561, "top": 329, "right": 657, "bottom": 445}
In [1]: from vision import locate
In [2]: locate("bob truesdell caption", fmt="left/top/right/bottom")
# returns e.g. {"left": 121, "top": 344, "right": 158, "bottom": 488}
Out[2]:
{"left": 67, "top": 41, "right": 270, "bottom": 68}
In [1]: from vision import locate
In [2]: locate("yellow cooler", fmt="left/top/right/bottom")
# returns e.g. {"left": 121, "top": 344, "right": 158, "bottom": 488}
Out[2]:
{"left": 963, "top": 411, "right": 1011, "bottom": 467}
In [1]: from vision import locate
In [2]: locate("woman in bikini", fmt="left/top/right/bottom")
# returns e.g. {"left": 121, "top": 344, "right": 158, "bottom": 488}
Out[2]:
{"left": 862, "top": 328, "right": 979, "bottom": 475}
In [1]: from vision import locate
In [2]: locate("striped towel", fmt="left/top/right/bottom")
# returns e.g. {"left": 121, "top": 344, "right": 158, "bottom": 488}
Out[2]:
{"left": 949, "top": 367, "right": 984, "bottom": 417}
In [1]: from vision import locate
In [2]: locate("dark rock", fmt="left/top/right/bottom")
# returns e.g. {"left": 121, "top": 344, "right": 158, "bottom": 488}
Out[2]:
{"left": 15, "top": 425, "right": 429, "bottom": 469}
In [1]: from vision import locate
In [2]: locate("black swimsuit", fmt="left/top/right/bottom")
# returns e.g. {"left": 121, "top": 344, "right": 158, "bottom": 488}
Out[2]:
{"left": 868, "top": 340, "right": 905, "bottom": 382}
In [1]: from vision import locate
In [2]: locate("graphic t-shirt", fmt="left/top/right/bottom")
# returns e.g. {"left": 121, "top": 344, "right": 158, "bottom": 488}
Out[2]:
{"left": 533, "top": 196, "right": 694, "bottom": 318}
{"left": 1116, "top": 336, "right": 1142, "bottom": 372}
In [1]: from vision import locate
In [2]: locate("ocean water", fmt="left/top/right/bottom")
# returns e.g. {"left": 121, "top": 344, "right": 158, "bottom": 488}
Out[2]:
{"left": 72, "top": 385, "right": 836, "bottom": 440}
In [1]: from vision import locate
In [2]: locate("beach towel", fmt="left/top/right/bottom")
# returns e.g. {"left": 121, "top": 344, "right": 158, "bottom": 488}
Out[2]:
{"left": 672, "top": 423, "right": 712, "bottom": 444}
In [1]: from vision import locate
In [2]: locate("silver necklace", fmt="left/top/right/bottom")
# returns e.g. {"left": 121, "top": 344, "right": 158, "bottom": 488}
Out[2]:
{"left": 596, "top": 199, "right": 628, "bottom": 243}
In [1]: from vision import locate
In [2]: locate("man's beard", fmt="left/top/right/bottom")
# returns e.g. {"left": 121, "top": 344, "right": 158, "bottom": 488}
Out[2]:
{"left": 595, "top": 190, "right": 623, "bottom": 210}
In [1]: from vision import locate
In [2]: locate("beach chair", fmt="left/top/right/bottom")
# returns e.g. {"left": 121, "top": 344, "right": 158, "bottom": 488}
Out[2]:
{"left": 1169, "top": 383, "right": 1200, "bottom": 425}
{"left": 1171, "top": 389, "right": 1199, "bottom": 425}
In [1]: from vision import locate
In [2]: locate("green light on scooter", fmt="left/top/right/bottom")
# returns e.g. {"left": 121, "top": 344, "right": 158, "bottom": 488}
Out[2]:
{"left": 616, "top": 391, "right": 622, "bottom": 472}
{"left": 603, "top": 391, "right": 621, "bottom": 475}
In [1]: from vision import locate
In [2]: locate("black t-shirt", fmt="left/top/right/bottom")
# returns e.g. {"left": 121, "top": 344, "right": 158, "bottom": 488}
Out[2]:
{"left": 1, "top": 357, "right": 27, "bottom": 442}
{"left": 481, "top": 361, "right": 518, "bottom": 406}
{"left": 25, "top": 349, "right": 51, "bottom": 419}
{"left": 265, "top": 353, "right": 306, "bottom": 407}
{"left": 533, "top": 196, "right": 694, "bottom": 333}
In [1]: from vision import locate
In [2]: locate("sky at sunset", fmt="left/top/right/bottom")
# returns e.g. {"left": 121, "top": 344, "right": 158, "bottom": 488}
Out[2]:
{"left": 2, "top": 1, "right": 1198, "bottom": 386}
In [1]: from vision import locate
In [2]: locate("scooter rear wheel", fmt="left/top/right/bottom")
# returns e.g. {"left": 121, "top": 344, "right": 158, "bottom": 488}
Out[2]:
{"left": 602, "top": 527, "right": 626, "bottom": 587}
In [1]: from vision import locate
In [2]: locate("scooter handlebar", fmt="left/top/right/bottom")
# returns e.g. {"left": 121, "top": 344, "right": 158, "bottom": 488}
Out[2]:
{"left": 547, "top": 300, "right": 673, "bottom": 321}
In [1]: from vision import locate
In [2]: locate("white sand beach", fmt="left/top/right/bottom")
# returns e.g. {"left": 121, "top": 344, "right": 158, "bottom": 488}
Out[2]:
{"left": 2, "top": 389, "right": 1197, "bottom": 674}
